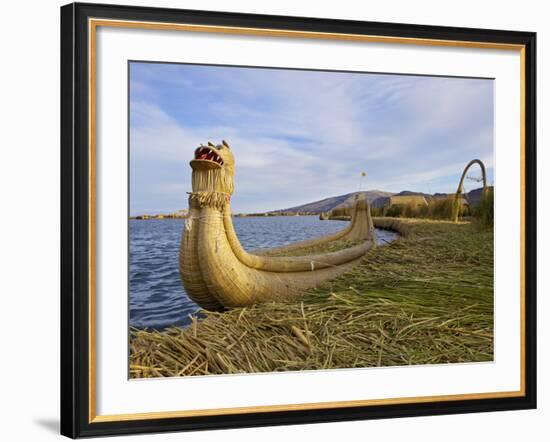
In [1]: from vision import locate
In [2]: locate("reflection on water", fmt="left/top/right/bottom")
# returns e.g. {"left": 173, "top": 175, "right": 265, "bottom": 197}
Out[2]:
{"left": 130, "top": 216, "right": 397, "bottom": 330}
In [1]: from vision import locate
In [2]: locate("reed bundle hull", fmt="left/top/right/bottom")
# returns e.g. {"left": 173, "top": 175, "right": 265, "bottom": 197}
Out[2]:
{"left": 179, "top": 142, "right": 376, "bottom": 309}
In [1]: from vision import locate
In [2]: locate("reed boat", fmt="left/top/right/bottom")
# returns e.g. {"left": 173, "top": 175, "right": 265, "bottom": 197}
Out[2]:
{"left": 179, "top": 141, "right": 377, "bottom": 310}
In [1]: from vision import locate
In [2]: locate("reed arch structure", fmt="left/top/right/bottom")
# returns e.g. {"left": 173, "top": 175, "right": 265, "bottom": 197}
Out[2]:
{"left": 452, "top": 159, "right": 488, "bottom": 222}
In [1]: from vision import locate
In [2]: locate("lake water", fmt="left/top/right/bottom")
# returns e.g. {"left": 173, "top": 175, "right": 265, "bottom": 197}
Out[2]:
{"left": 130, "top": 216, "right": 397, "bottom": 330}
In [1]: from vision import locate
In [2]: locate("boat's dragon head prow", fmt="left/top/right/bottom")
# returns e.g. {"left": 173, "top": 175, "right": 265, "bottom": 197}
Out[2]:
{"left": 189, "top": 140, "right": 235, "bottom": 210}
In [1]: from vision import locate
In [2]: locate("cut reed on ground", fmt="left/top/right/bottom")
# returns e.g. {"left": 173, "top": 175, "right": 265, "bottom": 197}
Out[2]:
{"left": 130, "top": 218, "right": 493, "bottom": 378}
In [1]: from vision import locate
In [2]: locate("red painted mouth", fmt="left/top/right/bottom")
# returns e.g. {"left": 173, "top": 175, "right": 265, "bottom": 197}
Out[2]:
{"left": 194, "top": 147, "right": 224, "bottom": 166}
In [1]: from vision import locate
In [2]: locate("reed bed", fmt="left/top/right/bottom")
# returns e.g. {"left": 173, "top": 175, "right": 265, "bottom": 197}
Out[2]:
{"left": 472, "top": 190, "right": 494, "bottom": 227}
{"left": 130, "top": 219, "right": 493, "bottom": 378}
{"left": 371, "top": 195, "right": 462, "bottom": 220}
{"left": 371, "top": 190, "right": 494, "bottom": 227}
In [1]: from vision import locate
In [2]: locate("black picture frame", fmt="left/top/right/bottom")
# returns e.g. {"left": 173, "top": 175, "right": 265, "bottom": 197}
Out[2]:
{"left": 61, "top": 2, "right": 537, "bottom": 438}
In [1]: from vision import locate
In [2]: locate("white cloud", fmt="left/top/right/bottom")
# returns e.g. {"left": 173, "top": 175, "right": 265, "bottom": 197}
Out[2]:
{"left": 130, "top": 67, "right": 494, "bottom": 214}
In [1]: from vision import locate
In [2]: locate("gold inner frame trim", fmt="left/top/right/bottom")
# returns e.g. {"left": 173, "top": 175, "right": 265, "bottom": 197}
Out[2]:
{"left": 88, "top": 17, "right": 527, "bottom": 424}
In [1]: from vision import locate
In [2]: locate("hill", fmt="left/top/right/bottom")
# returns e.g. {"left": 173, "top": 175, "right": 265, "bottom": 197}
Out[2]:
{"left": 271, "top": 190, "right": 394, "bottom": 214}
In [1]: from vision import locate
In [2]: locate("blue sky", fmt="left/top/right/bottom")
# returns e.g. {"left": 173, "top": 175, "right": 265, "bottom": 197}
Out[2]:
{"left": 130, "top": 62, "right": 494, "bottom": 215}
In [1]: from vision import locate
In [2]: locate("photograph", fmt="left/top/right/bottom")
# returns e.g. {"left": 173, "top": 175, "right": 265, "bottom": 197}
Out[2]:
{"left": 128, "top": 62, "right": 495, "bottom": 378}
{"left": 54, "top": 1, "right": 538, "bottom": 438}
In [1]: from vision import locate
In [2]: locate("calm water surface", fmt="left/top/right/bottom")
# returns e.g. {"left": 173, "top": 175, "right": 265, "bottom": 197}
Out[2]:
{"left": 130, "top": 216, "right": 397, "bottom": 330}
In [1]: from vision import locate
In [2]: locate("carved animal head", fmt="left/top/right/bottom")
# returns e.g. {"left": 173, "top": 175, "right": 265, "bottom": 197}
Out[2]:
{"left": 189, "top": 141, "right": 235, "bottom": 209}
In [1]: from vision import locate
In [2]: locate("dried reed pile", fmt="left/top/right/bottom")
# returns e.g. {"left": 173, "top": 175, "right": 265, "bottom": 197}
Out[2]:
{"left": 130, "top": 218, "right": 493, "bottom": 378}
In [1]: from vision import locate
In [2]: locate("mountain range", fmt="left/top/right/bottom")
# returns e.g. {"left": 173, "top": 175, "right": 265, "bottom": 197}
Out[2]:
{"left": 271, "top": 187, "right": 491, "bottom": 215}
{"left": 272, "top": 190, "right": 393, "bottom": 214}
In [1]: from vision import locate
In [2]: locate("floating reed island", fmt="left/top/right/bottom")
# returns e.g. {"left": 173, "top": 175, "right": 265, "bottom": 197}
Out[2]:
{"left": 130, "top": 216, "right": 494, "bottom": 378}
{"left": 130, "top": 144, "right": 493, "bottom": 378}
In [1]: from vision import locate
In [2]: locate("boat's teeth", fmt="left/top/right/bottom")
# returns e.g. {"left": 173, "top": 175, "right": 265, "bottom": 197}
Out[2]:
{"left": 194, "top": 147, "right": 224, "bottom": 164}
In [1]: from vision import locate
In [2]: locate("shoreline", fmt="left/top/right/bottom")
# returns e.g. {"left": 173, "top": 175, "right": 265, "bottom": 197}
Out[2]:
{"left": 130, "top": 213, "right": 322, "bottom": 219}
{"left": 130, "top": 217, "right": 493, "bottom": 378}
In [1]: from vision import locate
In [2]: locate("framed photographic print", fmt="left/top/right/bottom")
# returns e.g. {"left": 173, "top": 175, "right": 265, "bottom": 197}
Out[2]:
{"left": 60, "top": 2, "right": 537, "bottom": 438}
